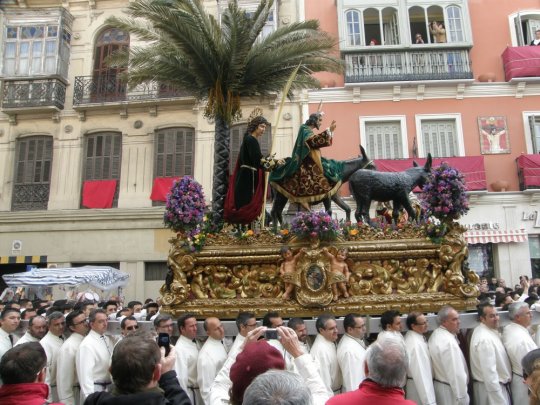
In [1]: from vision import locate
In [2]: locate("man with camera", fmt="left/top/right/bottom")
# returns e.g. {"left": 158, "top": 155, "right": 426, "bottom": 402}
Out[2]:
{"left": 84, "top": 331, "right": 191, "bottom": 405}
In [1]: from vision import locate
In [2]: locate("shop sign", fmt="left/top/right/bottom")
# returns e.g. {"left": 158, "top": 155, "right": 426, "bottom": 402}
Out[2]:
{"left": 464, "top": 222, "right": 500, "bottom": 230}
{"left": 522, "top": 211, "right": 540, "bottom": 228}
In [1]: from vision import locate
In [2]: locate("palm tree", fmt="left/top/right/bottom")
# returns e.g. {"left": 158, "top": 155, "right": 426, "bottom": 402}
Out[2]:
{"left": 106, "top": 0, "right": 342, "bottom": 222}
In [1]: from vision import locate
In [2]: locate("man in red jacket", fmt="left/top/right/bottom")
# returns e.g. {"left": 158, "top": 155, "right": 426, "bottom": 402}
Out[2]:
{"left": 0, "top": 342, "right": 63, "bottom": 405}
{"left": 327, "top": 334, "right": 415, "bottom": 405}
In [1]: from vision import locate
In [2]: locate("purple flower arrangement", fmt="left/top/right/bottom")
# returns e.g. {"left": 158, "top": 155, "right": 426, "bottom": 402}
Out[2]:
{"left": 421, "top": 163, "right": 469, "bottom": 221}
{"left": 164, "top": 176, "right": 206, "bottom": 233}
{"left": 290, "top": 211, "right": 339, "bottom": 241}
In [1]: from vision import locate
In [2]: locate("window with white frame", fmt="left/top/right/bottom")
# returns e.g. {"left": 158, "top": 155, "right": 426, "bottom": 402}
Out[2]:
{"left": 346, "top": 10, "right": 362, "bottom": 46}
{"left": 2, "top": 9, "right": 72, "bottom": 78}
{"left": 511, "top": 12, "right": 540, "bottom": 46}
{"left": 360, "top": 117, "right": 407, "bottom": 159}
{"left": 419, "top": 119, "right": 459, "bottom": 158}
{"left": 526, "top": 115, "right": 540, "bottom": 153}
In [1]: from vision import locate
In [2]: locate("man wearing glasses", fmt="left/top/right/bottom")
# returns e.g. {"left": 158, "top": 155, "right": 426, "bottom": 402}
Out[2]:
{"left": 338, "top": 313, "right": 367, "bottom": 392}
{"left": 175, "top": 313, "right": 202, "bottom": 405}
{"left": 229, "top": 312, "right": 257, "bottom": 355}
{"left": 120, "top": 316, "right": 139, "bottom": 338}
{"left": 311, "top": 313, "right": 342, "bottom": 396}
{"left": 57, "top": 310, "right": 88, "bottom": 405}
{"left": 404, "top": 312, "right": 436, "bottom": 405}
{"left": 40, "top": 311, "right": 65, "bottom": 402}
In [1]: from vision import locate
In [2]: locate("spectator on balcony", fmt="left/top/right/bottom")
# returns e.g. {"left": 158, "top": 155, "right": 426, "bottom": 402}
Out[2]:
{"left": 430, "top": 21, "right": 446, "bottom": 43}
{"left": 415, "top": 33, "right": 425, "bottom": 44}
{"left": 369, "top": 39, "right": 378, "bottom": 46}
{"left": 531, "top": 30, "right": 540, "bottom": 46}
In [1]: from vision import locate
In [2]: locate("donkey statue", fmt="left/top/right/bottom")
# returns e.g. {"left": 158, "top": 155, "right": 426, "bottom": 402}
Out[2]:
{"left": 349, "top": 154, "right": 432, "bottom": 225}
{"left": 270, "top": 146, "right": 375, "bottom": 226}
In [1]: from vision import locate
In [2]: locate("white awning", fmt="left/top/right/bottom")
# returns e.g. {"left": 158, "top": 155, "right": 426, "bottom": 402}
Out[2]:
{"left": 465, "top": 229, "right": 528, "bottom": 244}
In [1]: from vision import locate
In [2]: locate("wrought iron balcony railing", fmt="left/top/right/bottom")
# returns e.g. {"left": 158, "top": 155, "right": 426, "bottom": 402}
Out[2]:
{"left": 11, "top": 184, "right": 50, "bottom": 211}
{"left": 344, "top": 48, "right": 473, "bottom": 83}
{"left": 73, "top": 75, "right": 192, "bottom": 105}
{"left": 1, "top": 78, "right": 66, "bottom": 110}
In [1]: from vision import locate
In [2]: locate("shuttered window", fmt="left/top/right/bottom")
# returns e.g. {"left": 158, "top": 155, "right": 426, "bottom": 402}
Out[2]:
{"left": 12, "top": 135, "right": 53, "bottom": 211}
{"left": 420, "top": 120, "right": 458, "bottom": 157}
{"left": 154, "top": 127, "right": 195, "bottom": 177}
{"left": 229, "top": 123, "right": 271, "bottom": 173}
{"left": 365, "top": 121, "right": 403, "bottom": 159}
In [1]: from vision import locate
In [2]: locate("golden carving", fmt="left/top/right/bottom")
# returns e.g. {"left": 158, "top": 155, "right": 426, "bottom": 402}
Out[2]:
{"left": 160, "top": 222, "right": 479, "bottom": 317}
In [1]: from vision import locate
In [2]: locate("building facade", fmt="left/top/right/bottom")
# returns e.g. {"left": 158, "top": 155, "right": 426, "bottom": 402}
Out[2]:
{"left": 1, "top": 0, "right": 540, "bottom": 301}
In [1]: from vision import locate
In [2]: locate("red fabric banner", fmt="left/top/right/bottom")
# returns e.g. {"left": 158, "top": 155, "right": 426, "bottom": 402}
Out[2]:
{"left": 150, "top": 177, "right": 179, "bottom": 202}
{"left": 517, "top": 154, "right": 540, "bottom": 188}
{"left": 82, "top": 180, "right": 117, "bottom": 209}
{"left": 502, "top": 46, "right": 540, "bottom": 81}
{"left": 373, "top": 156, "right": 486, "bottom": 191}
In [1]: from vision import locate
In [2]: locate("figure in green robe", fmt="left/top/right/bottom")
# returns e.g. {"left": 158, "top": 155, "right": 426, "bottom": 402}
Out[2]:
{"left": 270, "top": 113, "right": 344, "bottom": 208}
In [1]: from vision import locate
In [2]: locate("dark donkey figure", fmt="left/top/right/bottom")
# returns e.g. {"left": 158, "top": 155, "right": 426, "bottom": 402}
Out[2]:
{"left": 349, "top": 154, "right": 432, "bottom": 224}
{"left": 270, "top": 146, "right": 375, "bottom": 225}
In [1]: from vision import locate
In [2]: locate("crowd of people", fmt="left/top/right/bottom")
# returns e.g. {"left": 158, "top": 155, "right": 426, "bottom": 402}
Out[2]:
{"left": 1, "top": 291, "right": 540, "bottom": 404}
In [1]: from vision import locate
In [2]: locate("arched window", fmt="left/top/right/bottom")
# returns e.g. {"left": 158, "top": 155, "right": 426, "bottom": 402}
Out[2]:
{"left": 229, "top": 123, "right": 272, "bottom": 174}
{"left": 154, "top": 127, "right": 195, "bottom": 178}
{"left": 446, "top": 6, "right": 464, "bottom": 42}
{"left": 346, "top": 10, "right": 362, "bottom": 46}
{"left": 92, "top": 28, "right": 129, "bottom": 101}
{"left": 12, "top": 135, "right": 53, "bottom": 211}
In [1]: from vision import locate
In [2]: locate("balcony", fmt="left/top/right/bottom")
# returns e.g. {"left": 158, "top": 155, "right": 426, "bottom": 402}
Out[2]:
{"left": 344, "top": 48, "right": 473, "bottom": 84}
{"left": 517, "top": 154, "right": 540, "bottom": 190}
{"left": 1, "top": 78, "right": 66, "bottom": 111}
{"left": 73, "top": 75, "right": 193, "bottom": 106}
{"left": 502, "top": 46, "right": 540, "bottom": 82}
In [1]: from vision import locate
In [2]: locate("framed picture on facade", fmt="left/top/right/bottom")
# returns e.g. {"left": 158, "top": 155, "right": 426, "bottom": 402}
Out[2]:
{"left": 478, "top": 116, "right": 510, "bottom": 154}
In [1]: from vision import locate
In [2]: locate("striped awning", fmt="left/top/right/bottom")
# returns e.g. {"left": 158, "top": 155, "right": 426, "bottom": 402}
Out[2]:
{"left": 465, "top": 229, "right": 528, "bottom": 244}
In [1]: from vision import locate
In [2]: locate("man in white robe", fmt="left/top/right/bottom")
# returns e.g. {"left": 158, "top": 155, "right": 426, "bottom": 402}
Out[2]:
{"left": 197, "top": 316, "right": 227, "bottom": 404}
{"left": 377, "top": 309, "right": 405, "bottom": 342}
{"left": 228, "top": 311, "right": 257, "bottom": 356}
{"left": 57, "top": 310, "right": 89, "bottom": 405}
{"left": 428, "top": 305, "right": 469, "bottom": 405}
{"left": 503, "top": 301, "right": 536, "bottom": 405}
{"left": 337, "top": 313, "right": 367, "bottom": 392}
{"left": 404, "top": 312, "right": 436, "bottom": 405}
{"left": 15, "top": 315, "right": 47, "bottom": 345}
{"left": 175, "top": 313, "right": 203, "bottom": 404}
{"left": 0, "top": 308, "right": 20, "bottom": 385}
{"left": 470, "top": 303, "right": 512, "bottom": 405}
{"left": 40, "top": 311, "right": 65, "bottom": 402}
{"left": 310, "top": 313, "right": 342, "bottom": 395}
{"left": 76, "top": 309, "right": 114, "bottom": 400}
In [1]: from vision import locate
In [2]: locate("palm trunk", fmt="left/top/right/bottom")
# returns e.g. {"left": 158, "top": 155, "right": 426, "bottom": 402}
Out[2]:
{"left": 211, "top": 116, "right": 231, "bottom": 222}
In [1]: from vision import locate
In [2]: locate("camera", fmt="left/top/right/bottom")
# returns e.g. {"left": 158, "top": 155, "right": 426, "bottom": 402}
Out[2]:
{"left": 157, "top": 332, "right": 171, "bottom": 356}
{"left": 264, "top": 328, "right": 279, "bottom": 340}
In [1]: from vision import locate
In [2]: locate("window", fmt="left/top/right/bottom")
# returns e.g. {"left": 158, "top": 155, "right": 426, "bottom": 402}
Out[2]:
{"left": 145, "top": 262, "right": 168, "bottom": 281}
{"left": 446, "top": 6, "right": 464, "bottom": 42}
{"left": 526, "top": 115, "right": 540, "bottom": 153}
{"left": 512, "top": 12, "right": 540, "bottom": 46}
{"left": 218, "top": 0, "right": 277, "bottom": 40}
{"left": 468, "top": 244, "right": 494, "bottom": 279}
{"left": 92, "top": 28, "right": 129, "bottom": 101}
{"left": 82, "top": 132, "right": 122, "bottom": 207}
{"left": 12, "top": 135, "right": 53, "bottom": 211}
{"left": 154, "top": 127, "right": 195, "bottom": 178}
{"left": 360, "top": 116, "right": 407, "bottom": 159}
{"left": 2, "top": 9, "right": 72, "bottom": 78}
{"left": 346, "top": 10, "right": 362, "bottom": 46}
{"left": 229, "top": 123, "right": 272, "bottom": 173}
{"left": 415, "top": 114, "right": 464, "bottom": 158}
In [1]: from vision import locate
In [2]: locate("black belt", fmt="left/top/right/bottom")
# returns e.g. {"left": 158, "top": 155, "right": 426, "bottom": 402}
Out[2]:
{"left": 434, "top": 379, "right": 450, "bottom": 386}
{"left": 94, "top": 382, "right": 112, "bottom": 387}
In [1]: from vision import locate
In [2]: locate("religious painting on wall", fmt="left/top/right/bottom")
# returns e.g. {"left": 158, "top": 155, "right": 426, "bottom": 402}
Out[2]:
{"left": 478, "top": 116, "right": 510, "bottom": 154}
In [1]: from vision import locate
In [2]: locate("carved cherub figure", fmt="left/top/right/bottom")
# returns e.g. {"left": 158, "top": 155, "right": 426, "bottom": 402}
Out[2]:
{"left": 323, "top": 247, "right": 351, "bottom": 300}
{"left": 279, "top": 246, "right": 306, "bottom": 300}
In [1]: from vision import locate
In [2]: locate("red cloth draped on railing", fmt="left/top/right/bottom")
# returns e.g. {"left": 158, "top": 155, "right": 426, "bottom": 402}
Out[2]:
{"left": 502, "top": 46, "right": 540, "bottom": 81}
{"left": 82, "top": 180, "right": 117, "bottom": 209}
{"left": 150, "top": 177, "right": 179, "bottom": 202}
{"left": 517, "top": 154, "right": 540, "bottom": 188}
{"left": 373, "top": 156, "right": 486, "bottom": 191}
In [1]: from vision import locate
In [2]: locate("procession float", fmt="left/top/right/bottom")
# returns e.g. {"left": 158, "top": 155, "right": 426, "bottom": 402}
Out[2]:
{"left": 159, "top": 161, "right": 480, "bottom": 319}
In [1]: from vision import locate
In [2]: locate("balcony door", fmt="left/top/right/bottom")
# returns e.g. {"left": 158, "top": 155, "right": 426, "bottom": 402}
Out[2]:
{"left": 92, "top": 28, "right": 129, "bottom": 102}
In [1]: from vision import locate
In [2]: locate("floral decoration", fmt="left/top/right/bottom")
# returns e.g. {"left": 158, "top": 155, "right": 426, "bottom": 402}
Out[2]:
{"left": 164, "top": 176, "right": 206, "bottom": 233}
{"left": 290, "top": 211, "right": 339, "bottom": 241}
{"left": 421, "top": 163, "right": 469, "bottom": 221}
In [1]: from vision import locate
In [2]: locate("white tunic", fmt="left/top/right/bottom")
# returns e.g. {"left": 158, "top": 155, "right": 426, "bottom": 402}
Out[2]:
{"left": 310, "top": 334, "right": 342, "bottom": 394}
{"left": 15, "top": 331, "right": 39, "bottom": 345}
{"left": 337, "top": 334, "right": 366, "bottom": 392}
{"left": 0, "top": 327, "right": 16, "bottom": 359}
{"left": 428, "top": 326, "right": 469, "bottom": 405}
{"left": 40, "top": 331, "right": 64, "bottom": 402}
{"left": 197, "top": 337, "right": 227, "bottom": 404}
{"left": 175, "top": 335, "right": 202, "bottom": 404}
{"left": 56, "top": 332, "right": 84, "bottom": 405}
{"left": 404, "top": 330, "right": 436, "bottom": 405}
{"left": 227, "top": 333, "right": 245, "bottom": 357}
{"left": 502, "top": 322, "right": 535, "bottom": 405}
{"left": 470, "top": 323, "right": 512, "bottom": 405}
{"left": 76, "top": 330, "right": 113, "bottom": 399}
